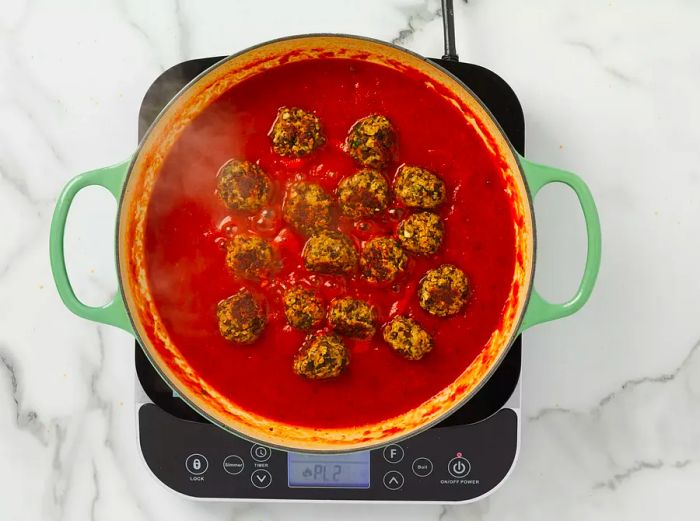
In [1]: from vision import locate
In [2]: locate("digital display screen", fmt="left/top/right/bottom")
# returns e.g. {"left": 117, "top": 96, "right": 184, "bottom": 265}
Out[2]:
{"left": 287, "top": 451, "right": 370, "bottom": 488}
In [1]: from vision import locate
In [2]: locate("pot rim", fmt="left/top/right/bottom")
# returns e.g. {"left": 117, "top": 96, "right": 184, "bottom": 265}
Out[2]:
{"left": 116, "top": 33, "right": 536, "bottom": 453}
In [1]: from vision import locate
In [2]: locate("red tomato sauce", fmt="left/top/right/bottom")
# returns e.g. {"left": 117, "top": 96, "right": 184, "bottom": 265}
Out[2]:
{"left": 144, "top": 58, "right": 516, "bottom": 428}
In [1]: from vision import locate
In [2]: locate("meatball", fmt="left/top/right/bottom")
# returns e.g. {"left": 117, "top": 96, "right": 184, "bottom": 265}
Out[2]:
{"left": 283, "top": 287, "right": 325, "bottom": 330}
{"left": 269, "top": 106, "right": 325, "bottom": 157}
{"left": 397, "top": 212, "right": 445, "bottom": 255}
{"left": 337, "top": 169, "right": 390, "bottom": 219}
{"left": 394, "top": 165, "right": 446, "bottom": 209}
{"left": 293, "top": 334, "right": 349, "bottom": 379}
{"left": 226, "top": 234, "right": 279, "bottom": 280}
{"left": 216, "top": 159, "right": 271, "bottom": 212}
{"left": 217, "top": 289, "right": 266, "bottom": 344}
{"left": 383, "top": 316, "right": 434, "bottom": 360}
{"left": 283, "top": 181, "right": 336, "bottom": 236}
{"left": 302, "top": 230, "right": 358, "bottom": 275}
{"left": 418, "top": 264, "right": 470, "bottom": 317}
{"left": 360, "top": 237, "right": 408, "bottom": 283}
{"left": 328, "top": 297, "right": 377, "bottom": 339}
{"left": 345, "top": 115, "right": 396, "bottom": 169}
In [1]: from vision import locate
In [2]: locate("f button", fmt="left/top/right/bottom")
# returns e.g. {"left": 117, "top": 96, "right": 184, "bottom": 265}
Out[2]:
{"left": 383, "top": 444, "right": 404, "bottom": 464}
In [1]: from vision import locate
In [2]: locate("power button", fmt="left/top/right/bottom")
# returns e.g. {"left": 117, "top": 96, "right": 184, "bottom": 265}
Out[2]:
{"left": 447, "top": 456, "right": 471, "bottom": 478}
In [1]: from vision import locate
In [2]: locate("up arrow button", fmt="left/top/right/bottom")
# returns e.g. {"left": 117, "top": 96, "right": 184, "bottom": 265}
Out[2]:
{"left": 383, "top": 470, "right": 404, "bottom": 490}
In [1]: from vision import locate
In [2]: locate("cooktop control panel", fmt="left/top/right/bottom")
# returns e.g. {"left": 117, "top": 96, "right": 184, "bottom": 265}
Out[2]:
{"left": 139, "top": 404, "right": 517, "bottom": 502}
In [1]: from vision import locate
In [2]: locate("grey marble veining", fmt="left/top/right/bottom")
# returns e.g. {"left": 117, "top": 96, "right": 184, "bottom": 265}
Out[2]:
{"left": 1, "top": 0, "right": 699, "bottom": 519}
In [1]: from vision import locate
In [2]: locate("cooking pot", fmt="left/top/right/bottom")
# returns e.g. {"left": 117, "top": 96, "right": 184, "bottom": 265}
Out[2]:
{"left": 49, "top": 35, "right": 601, "bottom": 452}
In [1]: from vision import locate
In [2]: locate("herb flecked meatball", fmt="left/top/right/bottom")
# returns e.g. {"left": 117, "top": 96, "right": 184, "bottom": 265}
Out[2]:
{"left": 383, "top": 316, "right": 434, "bottom": 360}
{"left": 302, "top": 230, "right": 358, "bottom": 275}
{"left": 293, "top": 334, "right": 349, "bottom": 379}
{"left": 336, "top": 169, "right": 390, "bottom": 219}
{"left": 328, "top": 297, "right": 377, "bottom": 339}
{"left": 225, "top": 234, "right": 279, "bottom": 281}
{"left": 397, "top": 212, "right": 445, "bottom": 255}
{"left": 269, "top": 106, "right": 325, "bottom": 157}
{"left": 283, "top": 287, "right": 325, "bottom": 330}
{"left": 360, "top": 236, "right": 408, "bottom": 283}
{"left": 216, "top": 289, "right": 267, "bottom": 344}
{"left": 283, "top": 181, "right": 336, "bottom": 236}
{"left": 345, "top": 115, "right": 396, "bottom": 169}
{"left": 418, "top": 264, "right": 470, "bottom": 317}
{"left": 394, "top": 165, "right": 446, "bottom": 209}
{"left": 216, "top": 159, "right": 271, "bottom": 212}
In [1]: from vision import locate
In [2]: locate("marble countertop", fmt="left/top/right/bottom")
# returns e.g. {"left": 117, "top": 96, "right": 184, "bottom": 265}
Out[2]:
{"left": 1, "top": 0, "right": 699, "bottom": 519}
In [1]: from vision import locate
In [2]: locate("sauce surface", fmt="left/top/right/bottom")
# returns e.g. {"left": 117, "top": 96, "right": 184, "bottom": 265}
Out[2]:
{"left": 145, "top": 58, "right": 516, "bottom": 428}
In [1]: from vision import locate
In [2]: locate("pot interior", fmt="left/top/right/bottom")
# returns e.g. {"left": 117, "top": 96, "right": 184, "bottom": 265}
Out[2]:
{"left": 118, "top": 35, "right": 534, "bottom": 452}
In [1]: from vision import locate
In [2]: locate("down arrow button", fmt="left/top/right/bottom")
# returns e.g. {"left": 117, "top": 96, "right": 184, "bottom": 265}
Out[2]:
{"left": 250, "top": 469, "right": 272, "bottom": 489}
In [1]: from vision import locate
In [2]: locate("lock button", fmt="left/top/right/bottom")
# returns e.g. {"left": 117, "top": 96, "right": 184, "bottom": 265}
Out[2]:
{"left": 185, "top": 453, "right": 209, "bottom": 475}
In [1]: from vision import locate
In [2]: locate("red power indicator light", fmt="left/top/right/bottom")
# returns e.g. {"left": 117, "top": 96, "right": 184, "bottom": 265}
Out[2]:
{"left": 456, "top": 452, "right": 462, "bottom": 458}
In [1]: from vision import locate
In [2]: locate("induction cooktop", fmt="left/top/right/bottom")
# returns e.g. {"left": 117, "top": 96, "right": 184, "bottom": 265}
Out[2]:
{"left": 134, "top": 47, "right": 526, "bottom": 502}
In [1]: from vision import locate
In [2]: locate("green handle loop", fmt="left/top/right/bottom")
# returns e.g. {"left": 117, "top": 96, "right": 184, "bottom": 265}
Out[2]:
{"left": 49, "top": 160, "right": 133, "bottom": 333}
{"left": 518, "top": 155, "right": 601, "bottom": 332}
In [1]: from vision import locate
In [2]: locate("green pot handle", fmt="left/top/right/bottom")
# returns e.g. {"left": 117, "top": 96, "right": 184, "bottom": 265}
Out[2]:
{"left": 518, "top": 155, "right": 601, "bottom": 332}
{"left": 49, "top": 160, "right": 133, "bottom": 333}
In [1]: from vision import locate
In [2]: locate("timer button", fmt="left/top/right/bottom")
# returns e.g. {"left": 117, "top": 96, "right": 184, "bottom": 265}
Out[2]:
{"left": 250, "top": 444, "right": 271, "bottom": 462}
{"left": 185, "top": 453, "right": 208, "bottom": 475}
{"left": 382, "top": 444, "right": 404, "bottom": 464}
{"left": 447, "top": 457, "right": 471, "bottom": 478}
{"left": 251, "top": 469, "right": 272, "bottom": 489}
{"left": 383, "top": 470, "right": 404, "bottom": 490}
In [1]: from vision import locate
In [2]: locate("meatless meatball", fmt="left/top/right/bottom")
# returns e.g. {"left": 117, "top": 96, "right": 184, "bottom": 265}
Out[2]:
{"left": 226, "top": 234, "right": 279, "bottom": 280}
{"left": 337, "top": 169, "right": 390, "bottom": 219}
{"left": 216, "top": 159, "right": 271, "bottom": 212}
{"left": 394, "top": 165, "right": 446, "bottom": 209}
{"left": 328, "top": 297, "right": 377, "bottom": 339}
{"left": 217, "top": 289, "right": 266, "bottom": 344}
{"left": 345, "top": 115, "right": 396, "bottom": 169}
{"left": 383, "top": 316, "right": 434, "bottom": 360}
{"left": 269, "top": 106, "right": 325, "bottom": 157}
{"left": 302, "top": 230, "right": 358, "bottom": 275}
{"left": 283, "top": 181, "right": 336, "bottom": 236}
{"left": 397, "top": 212, "right": 444, "bottom": 255}
{"left": 418, "top": 264, "right": 470, "bottom": 317}
{"left": 293, "top": 334, "right": 349, "bottom": 379}
{"left": 360, "top": 237, "right": 408, "bottom": 283}
{"left": 283, "top": 287, "right": 325, "bottom": 330}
